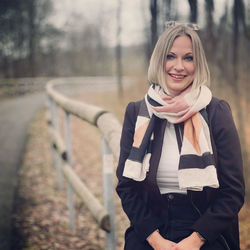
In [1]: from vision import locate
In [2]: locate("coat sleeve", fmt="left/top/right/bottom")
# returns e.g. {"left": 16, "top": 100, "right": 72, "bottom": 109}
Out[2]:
{"left": 116, "top": 101, "right": 163, "bottom": 242}
{"left": 192, "top": 100, "right": 245, "bottom": 243}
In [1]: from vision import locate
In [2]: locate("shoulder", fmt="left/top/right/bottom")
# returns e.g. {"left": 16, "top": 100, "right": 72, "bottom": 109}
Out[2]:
{"left": 207, "top": 97, "right": 232, "bottom": 119}
{"left": 124, "top": 99, "right": 144, "bottom": 118}
{"left": 208, "top": 97, "right": 230, "bottom": 109}
{"left": 208, "top": 97, "right": 237, "bottom": 136}
{"left": 122, "top": 99, "right": 144, "bottom": 128}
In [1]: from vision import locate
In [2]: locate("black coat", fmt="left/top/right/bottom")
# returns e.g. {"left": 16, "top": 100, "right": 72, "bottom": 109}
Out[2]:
{"left": 116, "top": 97, "right": 245, "bottom": 249}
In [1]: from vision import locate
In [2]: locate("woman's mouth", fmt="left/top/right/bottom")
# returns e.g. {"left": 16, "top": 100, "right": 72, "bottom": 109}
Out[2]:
{"left": 168, "top": 73, "right": 186, "bottom": 80}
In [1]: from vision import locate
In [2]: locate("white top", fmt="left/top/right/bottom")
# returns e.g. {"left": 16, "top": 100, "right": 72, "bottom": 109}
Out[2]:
{"left": 156, "top": 122, "right": 187, "bottom": 194}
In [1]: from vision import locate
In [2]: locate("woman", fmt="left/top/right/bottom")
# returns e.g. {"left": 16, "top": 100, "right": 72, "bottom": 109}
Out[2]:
{"left": 116, "top": 22, "right": 245, "bottom": 250}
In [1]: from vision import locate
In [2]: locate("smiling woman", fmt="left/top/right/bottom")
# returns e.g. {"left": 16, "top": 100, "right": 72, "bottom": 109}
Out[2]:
{"left": 148, "top": 23, "right": 210, "bottom": 96}
{"left": 164, "top": 35, "right": 195, "bottom": 97}
{"left": 116, "top": 22, "right": 244, "bottom": 250}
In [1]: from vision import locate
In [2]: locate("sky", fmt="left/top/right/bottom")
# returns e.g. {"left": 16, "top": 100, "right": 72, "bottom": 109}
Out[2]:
{"left": 49, "top": 0, "right": 151, "bottom": 46}
{"left": 49, "top": 0, "right": 233, "bottom": 47}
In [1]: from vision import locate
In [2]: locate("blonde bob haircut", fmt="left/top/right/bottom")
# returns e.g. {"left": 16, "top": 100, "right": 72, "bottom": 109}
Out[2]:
{"left": 148, "top": 24, "right": 210, "bottom": 92}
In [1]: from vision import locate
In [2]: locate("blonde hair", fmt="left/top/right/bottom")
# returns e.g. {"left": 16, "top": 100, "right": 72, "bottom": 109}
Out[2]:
{"left": 148, "top": 24, "right": 210, "bottom": 92}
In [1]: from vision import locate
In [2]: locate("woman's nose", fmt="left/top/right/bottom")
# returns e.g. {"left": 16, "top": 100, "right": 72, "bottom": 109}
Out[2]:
{"left": 174, "top": 59, "right": 184, "bottom": 71}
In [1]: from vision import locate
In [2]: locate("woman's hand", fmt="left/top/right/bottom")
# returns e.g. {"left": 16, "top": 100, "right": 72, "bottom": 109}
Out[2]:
{"left": 171, "top": 232, "right": 205, "bottom": 250}
{"left": 147, "top": 230, "right": 177, "bottom": 250}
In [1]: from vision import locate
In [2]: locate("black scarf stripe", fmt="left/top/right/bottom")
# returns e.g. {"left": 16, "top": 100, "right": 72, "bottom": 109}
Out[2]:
{"left": 179, "top": 152, "right": 216, "bottom": 170}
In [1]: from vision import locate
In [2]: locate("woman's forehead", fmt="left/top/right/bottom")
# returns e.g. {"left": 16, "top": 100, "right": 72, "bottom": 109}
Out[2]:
{"left": 169, "top": 35, "right": 193, "bottom": 53}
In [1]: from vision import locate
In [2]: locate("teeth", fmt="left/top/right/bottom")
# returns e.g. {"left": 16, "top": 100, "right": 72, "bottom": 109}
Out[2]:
{"left": 171, "top": 74, "right": 184, "bottom": 79}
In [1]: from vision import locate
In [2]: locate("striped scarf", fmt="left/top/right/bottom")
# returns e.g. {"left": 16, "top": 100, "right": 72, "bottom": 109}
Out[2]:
{"left": 123, "top": 84, "right": 219, "bottom": 191}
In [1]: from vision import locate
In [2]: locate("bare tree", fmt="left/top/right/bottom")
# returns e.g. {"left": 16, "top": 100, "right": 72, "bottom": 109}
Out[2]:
{"left": 116, "top": 0, "right": 123, "bottom": 96}
{"left": 150, "top": 0, "right": 158, "bottom": 54}
{"left": 188, "top": 0, "right": 197, "bottom": 23}
{"left": 164, "top": 0, "right": 172, "bottom": 21}
{"left": 27, "top": 0, "right": 37, "bottom": 76}
{"left": 232, "top": 0, "right": 249, "bottom": 80}
{"left": 204, "top": 0, "right": 215, "bottom": 60}
{"left": 140, "top": 0, "right": 151, "bottom": 65}
{"left": 160, "top": 0, "right": 172, "bottom": 33}
{"left": 216, "top": 2, "right": 230, "bottom": 80}
{"left": 0, "top": 0, "right": 56, "bottom": 78}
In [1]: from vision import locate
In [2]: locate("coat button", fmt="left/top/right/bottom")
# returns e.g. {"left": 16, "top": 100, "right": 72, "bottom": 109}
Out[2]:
{"left": 168, "top": 194, "right": 174, "bottom": 200}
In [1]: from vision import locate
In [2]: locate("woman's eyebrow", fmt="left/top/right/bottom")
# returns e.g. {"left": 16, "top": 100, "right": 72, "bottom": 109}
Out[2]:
{"left": 184, "top": 52, "right": 193, "bottom": 56}
{"left": 168, "top": 51, "right": 193, "bottom": 55}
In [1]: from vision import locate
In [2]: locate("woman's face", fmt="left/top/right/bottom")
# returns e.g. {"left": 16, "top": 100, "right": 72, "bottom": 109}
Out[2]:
{"left": 164, "top": 35, "right": 195, "bottom": 96}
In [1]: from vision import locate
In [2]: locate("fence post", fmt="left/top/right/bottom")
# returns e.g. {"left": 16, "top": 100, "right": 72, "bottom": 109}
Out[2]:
{"left": 53, "top": 102, "right": 63, "bottom": 190}
{"left": 101, "top": 136, "right": 116, "bottom": 250}
{"left": 47, "top": 96, "right": 57, "bottom": 171}
{"left": 64, "top": 111, "right": 75, "bottom": 230}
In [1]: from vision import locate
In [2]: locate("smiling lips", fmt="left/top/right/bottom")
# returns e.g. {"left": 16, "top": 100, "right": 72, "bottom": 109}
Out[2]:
{"left": 169, "top": 73, "right": 186, "bottom": 81}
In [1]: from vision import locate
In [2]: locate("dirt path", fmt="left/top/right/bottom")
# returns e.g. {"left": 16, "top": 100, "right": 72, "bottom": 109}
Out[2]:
{"left": 0, "top": 93, "right": 45, "bottom": 250}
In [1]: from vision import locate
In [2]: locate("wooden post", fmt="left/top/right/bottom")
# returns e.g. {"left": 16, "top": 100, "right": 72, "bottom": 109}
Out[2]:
{"left": 53, "top": 102, "right": 63, "bottom": 189}
{"left": 101, "top": 136, "right": 116, "bottom": 250}
{"left": 47, "top": 96, "right": 57, "bottom": 171}
{"left": 64, "top": 111, "right": 75, "bottom": 230}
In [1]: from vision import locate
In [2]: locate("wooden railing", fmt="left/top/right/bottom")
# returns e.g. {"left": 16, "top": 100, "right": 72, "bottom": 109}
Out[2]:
{"left": 46, "top": 78, "right": 122, "bottom": 250}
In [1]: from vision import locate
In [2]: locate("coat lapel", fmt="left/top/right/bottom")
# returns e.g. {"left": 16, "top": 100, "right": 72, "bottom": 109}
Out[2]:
{"left": 146, "top": 118, "right": 167, "bottom": 199}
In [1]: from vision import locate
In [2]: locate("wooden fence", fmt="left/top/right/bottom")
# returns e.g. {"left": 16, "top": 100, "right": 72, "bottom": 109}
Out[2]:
{"left": 46, "top": 78, "right": 122, "bottom": 250}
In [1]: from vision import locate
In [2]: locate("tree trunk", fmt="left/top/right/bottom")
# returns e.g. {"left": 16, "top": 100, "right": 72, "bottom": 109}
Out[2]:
{"left": 116, "top": 0, "right": 123, "bottom": 96}
{"left": 150, "top": 0, "right": 158, "bottom": 54}
{"left": 164, "top": 0, "right": 172, "bottom": 21}
{"left": 28, "top": 0, "right": 37, "bottom": 77}
{"left": 188, "top": 0, "right": 197, "bottom": 23}
{"left": 205, "top": 0, "right": 214, "bottom": 60}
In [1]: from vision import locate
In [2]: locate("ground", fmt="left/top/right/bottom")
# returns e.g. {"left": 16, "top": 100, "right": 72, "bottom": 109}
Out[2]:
{"left": 12, "top": 80, "right": 250, "bottom": 250}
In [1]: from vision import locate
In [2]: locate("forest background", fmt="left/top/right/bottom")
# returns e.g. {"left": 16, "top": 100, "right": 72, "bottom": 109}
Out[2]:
{"left": 0, "top": 0, "right": 249, "bottom": 197}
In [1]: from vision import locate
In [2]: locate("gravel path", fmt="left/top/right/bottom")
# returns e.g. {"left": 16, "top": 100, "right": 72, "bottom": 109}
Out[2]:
{"left": 0, "top": 93, "right": 45, "bottom": 250}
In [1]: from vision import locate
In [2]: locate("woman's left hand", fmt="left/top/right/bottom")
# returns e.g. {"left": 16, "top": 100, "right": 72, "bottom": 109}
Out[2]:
{"left": 170, "top": 232, "right": 205, "bottom": 250}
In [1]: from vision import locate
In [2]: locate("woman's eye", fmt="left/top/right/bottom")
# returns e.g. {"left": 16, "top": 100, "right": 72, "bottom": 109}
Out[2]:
{"left": 166, "top": 54, "right": 174, "bottom": 60}
{"left": 184, "top": 56, "right": 193, "bottom": 61}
